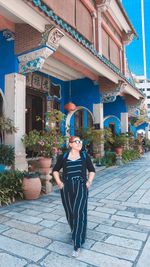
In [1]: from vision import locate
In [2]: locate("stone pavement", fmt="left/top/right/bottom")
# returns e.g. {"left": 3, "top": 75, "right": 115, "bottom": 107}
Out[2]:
{"left": 1, "top": 154, "right": 150, "bottom": 267}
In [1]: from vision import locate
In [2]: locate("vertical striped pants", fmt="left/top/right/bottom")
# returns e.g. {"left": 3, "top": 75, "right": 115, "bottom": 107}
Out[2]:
{"left": 60, "top": 177, "right": 88, "bottom": 251}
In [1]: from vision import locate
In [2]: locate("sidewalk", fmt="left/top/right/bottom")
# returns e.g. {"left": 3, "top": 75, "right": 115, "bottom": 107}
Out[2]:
{"left": 1, "top": 153, "right": 150, "bottom": 266}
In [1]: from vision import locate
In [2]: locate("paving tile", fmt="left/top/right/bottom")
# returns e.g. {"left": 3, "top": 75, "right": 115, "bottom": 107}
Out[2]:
{"left": 0, "top": 252, "right": 27, "bottom": 267}
{"left": 111, "top": 215, "right": 139, "bottom": 224}
{"left": 136, "top": 236, "right": 150, "bottom": 267}
{"left": 3, "top": 228, "right": 52, "bottom": 247}
{"left": 40, "top": 251, "right": 88, "bottom": 267}
{"left": 91, "top": 241, "right": 138, "bottom": 261}
{"left": 105, "top": 235, "right": 142, "bottom": 250}
{"left": 95, "top": 225, "right": 147, "bottom": 241}
{"left": 4, "top": 219, "right": 43, "bottom": 233}
{"left": 0, "top": 235, "right": 48, "bottom": 261}
{"left": 0, "top": 224, "right": 10, "bottom": 233}
{"left": 4, "top": 211, "right": 42, "bottom": 224}
{"left": 76, "top": 248, "right": 133, "bottom": 267}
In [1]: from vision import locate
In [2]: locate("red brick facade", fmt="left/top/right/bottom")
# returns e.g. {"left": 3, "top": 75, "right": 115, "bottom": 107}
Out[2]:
{"left": 15, "top": 24, "right": 41, "bottom": 54}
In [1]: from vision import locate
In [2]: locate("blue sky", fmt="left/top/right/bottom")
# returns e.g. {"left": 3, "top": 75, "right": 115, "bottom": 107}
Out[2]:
{"left": 122, "top": 0, "right": 150, "bottom": 78}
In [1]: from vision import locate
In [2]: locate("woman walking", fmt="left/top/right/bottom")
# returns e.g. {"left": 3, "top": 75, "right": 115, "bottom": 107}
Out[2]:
{"left": 53, "top": 136, "right": 95, "bottom": 257}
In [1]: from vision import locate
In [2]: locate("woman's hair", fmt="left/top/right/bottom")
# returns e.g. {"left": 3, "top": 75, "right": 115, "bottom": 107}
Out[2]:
{"left": 69, "top": 136, "right": 80, "bottom": 143}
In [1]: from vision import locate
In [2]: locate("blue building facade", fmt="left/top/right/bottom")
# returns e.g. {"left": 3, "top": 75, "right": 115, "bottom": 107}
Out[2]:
{"left": 0, "top": 0, "right": 144, "bottom": 169}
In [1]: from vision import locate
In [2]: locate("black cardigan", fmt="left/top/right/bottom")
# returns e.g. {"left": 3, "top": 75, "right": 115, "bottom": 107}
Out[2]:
{"left": 53, "top": 151, "right": 95, "bottom": 181}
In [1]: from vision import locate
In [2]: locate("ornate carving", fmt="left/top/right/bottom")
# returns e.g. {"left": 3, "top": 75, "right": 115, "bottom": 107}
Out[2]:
{"left": 128, "top": 99, "right": 144, "bottom": 112}
{"left": 18, "top": 47, "right": 53, "bottom": 74}
{"left": 96, "top": 0, "right": 111, "bottom": 12}
{"left": 3, "top": 30, "right": 15, "bottom": 41}
{"left": 123, "top": 31, "right": 135, "bottom": 45}
{"left": 40, "top": 25, "right": 64, "bottom": 50}
{"left": 101, "top": 80, "right": 127, "bottom": 103}
{"left": 19, "top": 57, "right": 45, "bottom": 74}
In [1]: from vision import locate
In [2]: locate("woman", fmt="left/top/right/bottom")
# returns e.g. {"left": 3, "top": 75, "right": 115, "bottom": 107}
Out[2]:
{"left": 53, "top": 136, "right": 95, "bottom": 257}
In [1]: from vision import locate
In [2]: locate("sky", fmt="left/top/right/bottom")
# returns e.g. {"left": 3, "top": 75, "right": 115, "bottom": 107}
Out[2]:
{"left": 122, "top": 0, "right": 150, "bottom": 79}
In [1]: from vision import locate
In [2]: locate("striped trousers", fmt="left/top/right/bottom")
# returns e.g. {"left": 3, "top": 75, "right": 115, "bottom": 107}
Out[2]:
{"left": 60, "top": 177, "right": 88, "bottom": 251}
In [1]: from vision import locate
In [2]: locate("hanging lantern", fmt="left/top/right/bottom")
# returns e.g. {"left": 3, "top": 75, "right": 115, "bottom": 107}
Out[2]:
{"left": 64, "top": 80, "right": 77, "bottom": 112}
{"left": 64, "top": 102, "right": 77, "bottom": 112}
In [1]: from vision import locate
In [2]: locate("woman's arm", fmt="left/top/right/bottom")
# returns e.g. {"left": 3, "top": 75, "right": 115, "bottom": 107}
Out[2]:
{"left": 86, "top": 154, "right": 95, "bottom": 188}
{"left": 52, "top": 154, "right": 64, "bottom": 189}
{"left": 53, "top": 171, "right": 64, "bottom": 189}
{"left": 86, "top": 171, "right": 95, "bottom": 188}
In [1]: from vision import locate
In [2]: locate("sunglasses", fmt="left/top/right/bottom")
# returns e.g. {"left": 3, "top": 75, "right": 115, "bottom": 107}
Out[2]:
{"left": 70, "top": 140, "right": 83, "bottom": 144}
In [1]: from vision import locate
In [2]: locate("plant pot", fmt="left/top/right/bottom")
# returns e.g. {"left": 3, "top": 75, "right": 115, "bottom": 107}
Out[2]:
{"left": 23, "top": 174, "right": 41, "bottom": 200}
{"left": 115, "top": 147, "right": 123, "bottom": 155}
{"left": 38, "top": 157, "right": 52, "bottom": 175}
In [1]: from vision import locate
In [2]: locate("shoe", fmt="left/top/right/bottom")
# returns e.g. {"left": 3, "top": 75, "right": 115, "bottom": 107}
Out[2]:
{"left": 72, "top": 249, "right": 80, "bottom": 257}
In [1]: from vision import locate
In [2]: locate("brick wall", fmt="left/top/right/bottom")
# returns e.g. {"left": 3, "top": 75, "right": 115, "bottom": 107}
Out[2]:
{"left": 15, "top": 24, "right": 41, "bottom": 54}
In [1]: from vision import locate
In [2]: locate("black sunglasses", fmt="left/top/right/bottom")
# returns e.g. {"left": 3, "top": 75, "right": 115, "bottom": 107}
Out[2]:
{"left": 70, "top": 140, "right": 83, "bottom": 144}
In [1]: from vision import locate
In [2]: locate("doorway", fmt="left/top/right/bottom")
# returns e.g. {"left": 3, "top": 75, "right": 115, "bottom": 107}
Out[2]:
{"left": 109, "top": 123, "right": 115, "bottom": 136}
{"left": 26, "top": 88, "right": 46, "bottom": 133}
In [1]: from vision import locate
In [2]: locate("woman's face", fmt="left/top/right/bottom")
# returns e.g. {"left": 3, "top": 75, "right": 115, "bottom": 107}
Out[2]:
{"left": 69, "top": 138, "right": 83, "bottom": 151}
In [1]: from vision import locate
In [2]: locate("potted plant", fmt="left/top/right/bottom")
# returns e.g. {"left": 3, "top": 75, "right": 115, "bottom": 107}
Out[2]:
{"left": 0, "top": 116, "right": 17, "bottom": 144}
{"left": 113, "top": 134, "right": 127, "bottom": 155}
{"left": 22, "top": 109, "right": 65, "bottom": 174}
{"left": 22, "top": 171, "right": 41, "bottom": 200}
{"left": 0, "top": 144, "right": 14, "bottom": 172}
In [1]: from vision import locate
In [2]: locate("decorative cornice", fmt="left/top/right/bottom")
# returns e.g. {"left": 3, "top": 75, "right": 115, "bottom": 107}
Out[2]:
{"left": 18, "top": 23, "right": 65, "bottom": 74}
{"left": 18, "top": 47, "right": 53, "bottom": 73}
{"left": 96, "top": 0, "right": 111, "bottom": 12}
{"left": 40, "top": 24, "right": 64, "bottom": 50}
{"left": 122, "top": 30, "right": 134, "bottom": 45}
{"left": 3, "top": 30, "right": 15, "bottom": 41}
{"left": 29, "top": 0, "right": 139, "bottom": 90}
{"left": 101, "top": 80, "right": 127, "bottom": 103}
{"left": 127, "top": 100, "right": 143, "bottom": 112}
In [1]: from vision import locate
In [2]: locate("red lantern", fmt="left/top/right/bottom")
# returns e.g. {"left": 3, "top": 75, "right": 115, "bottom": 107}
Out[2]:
{"left": 64, "top": 102, "right": 77, "bottom": 112}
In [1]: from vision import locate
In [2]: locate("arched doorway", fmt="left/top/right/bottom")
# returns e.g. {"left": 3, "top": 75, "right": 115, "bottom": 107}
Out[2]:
{"left": 104, "top": 116, "right": 121, "bottom": 135}
{"left": 66, "top": 106, "right": 94, "bottom": 136}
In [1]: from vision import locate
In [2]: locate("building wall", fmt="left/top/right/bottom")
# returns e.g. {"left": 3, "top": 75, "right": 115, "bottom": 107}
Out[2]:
{"left": 104, "top": 95, "right": 127, "bottom": 119}
{"left": 15, "top": 24, "right": 41, "bottom": 55}
{"left": 42, "top": 0, "right": 93, "bottom": 42}
{"left": 101, "top": 14, "right": 123, "bottom": 71}
{"left": 69, "top": 78, "right": 100, "bottom": 112}
{"left": 0, "top": 31, "right": 18, "bottom": 92}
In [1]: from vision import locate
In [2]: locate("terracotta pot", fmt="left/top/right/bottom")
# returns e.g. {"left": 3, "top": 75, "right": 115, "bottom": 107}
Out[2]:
{"left": 23, "top": 176, "right": 41, "bottom": 200}
{"left": 115, "top": 147, "right": 123, "bottom": 155}
{"left": 38, "top": 157, "right": 52, "bottom": 175}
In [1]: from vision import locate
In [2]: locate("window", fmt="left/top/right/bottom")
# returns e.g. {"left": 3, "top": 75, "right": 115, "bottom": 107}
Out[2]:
{"left": 102, "top": 28, "right": 121, "bottom": 69}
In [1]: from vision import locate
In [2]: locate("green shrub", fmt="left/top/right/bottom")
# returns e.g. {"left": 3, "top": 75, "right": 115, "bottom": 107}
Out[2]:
{"left": 0, "top": 170, "right": 24, "bottom": 206}
{"left": 145, "top": 139, "right": 150, "bottom": 151}
{"left": 122, "top": 149, "right": 140, "bottom": 163}
{"left": 101, "top": 151, "right": 116, "bottom": 167}
{"left": 0, "top": 144, "right": 14, "bottom": 166}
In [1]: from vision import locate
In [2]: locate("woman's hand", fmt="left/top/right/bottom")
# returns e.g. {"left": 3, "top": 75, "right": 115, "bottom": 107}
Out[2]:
{"left": 86, "top": 180, "right": 92, "bottom": 189}
{"left": 57, "top": 181, "right": 64, "bottom": 190}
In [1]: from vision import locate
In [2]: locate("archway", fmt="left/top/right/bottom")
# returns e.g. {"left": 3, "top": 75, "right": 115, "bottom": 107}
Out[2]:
{"left": 104, "top": 115, "right": 121, "bottom": 135}
{"left": 66, "top": 106, "right": 94, "bottom": 136}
